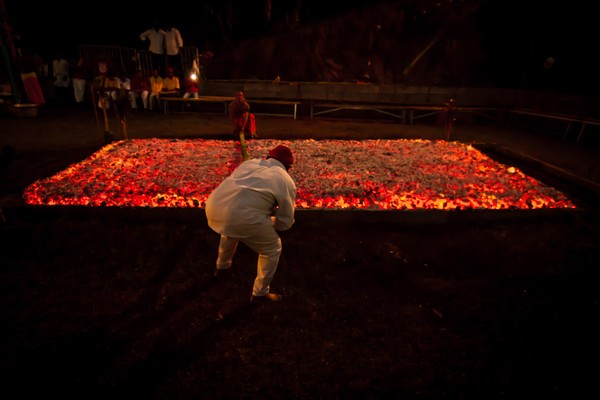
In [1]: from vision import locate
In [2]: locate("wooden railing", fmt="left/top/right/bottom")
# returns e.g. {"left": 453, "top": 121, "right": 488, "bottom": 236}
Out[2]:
{"left": 508, "top": 108, "right": 600, "bottom": 144}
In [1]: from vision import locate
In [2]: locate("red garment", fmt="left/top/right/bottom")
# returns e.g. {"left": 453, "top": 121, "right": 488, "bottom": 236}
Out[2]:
{"left": 131, "top": 74, "right": 150, "bottom": 91}
{"left": 20, "top": 72, "right": 45, "bottom": 104}
{"left": 233, "top": 113, "right": 256, "bottom": 135}
{"left": 184, "top": 77, "right": 199, "bottom": 93}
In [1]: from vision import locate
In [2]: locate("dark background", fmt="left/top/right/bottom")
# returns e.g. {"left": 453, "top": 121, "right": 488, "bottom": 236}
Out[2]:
{"left": 3, "top": 0, "right": 598, "bottom": 94}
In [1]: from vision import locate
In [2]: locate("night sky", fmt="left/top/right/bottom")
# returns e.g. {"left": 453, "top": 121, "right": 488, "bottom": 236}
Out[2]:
{"left": 3, "top": 0, "right": 597, "bottom": 93}
{"left": 4, "top": 0, "right": 363, "bottom": 52}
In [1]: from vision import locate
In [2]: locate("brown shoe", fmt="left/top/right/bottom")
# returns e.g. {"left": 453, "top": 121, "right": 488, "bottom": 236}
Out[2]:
{"left": 250, "top": 293, "right": 283, "bottom": 303}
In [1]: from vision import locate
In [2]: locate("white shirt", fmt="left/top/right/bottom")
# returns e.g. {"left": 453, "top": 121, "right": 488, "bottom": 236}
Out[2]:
{"left": 140, "top": 28, "right": 166, "bottom": 55}
{"left": 119, "top": 77, "right": 131, "bottom": 90}
{"left": 205, "top": 158, "right": 296, "bottom": 238}
{"left": 164, "top": 28, "right": 183, "bottom": 56}
{"left": 52, "top": 58, "right": 70, "bottom": 87}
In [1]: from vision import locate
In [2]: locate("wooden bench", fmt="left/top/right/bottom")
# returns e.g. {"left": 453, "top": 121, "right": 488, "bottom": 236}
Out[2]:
{"left": 308, "top": 101, "right": 504, "bottom": 125}
{"left": 508, "top": 108, "right": 600, "bottom": 144}
{"left": 399, "top": 105, "right": 505, "bottom": 124}
{"left": 309, "top": 100, "right": 411, "bottom": 122}
{"left": 163, "top": 96, "right": 233, "bottom": 115}
{"left": 246, "top": 99, "right": 300, "bottom": 120}
{"left": 163, "top": 96, "right": 300, "bottom": 119}
{"left": 405, "top": 105, "right": 445, "bottom": 124}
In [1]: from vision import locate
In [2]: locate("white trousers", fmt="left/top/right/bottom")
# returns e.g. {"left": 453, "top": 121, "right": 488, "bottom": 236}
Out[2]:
{"left": 129, "top": 90, "right": 149, "bottom": 109}
{"left": 72, "top": 78, "right": 86, "bottom": 103}
{"left": 215, "top": 224, "right": 282, "bottom": 296}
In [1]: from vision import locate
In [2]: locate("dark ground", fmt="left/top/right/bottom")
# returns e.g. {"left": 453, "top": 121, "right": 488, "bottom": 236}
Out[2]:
{"left": 1, "top": 104, "right": 600, "bottom": 399}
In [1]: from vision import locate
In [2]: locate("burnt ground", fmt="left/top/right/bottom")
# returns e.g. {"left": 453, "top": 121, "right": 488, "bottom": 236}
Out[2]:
{"left": 1, "top": 104, "right": 600, "bottom": 399}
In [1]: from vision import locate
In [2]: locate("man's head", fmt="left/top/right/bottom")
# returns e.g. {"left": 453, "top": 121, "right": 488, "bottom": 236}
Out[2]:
{"left": 268, "top": 145, "right": 294, "bottom": 170}
{"left": 166, "top": 67, "right": 174, "bottom": 77}
{"left": 234, "top": 91, "right": 245, "bottom": 102}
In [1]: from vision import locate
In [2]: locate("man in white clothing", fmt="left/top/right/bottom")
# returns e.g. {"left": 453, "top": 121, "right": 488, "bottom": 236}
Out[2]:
{"left": 52, "top": 50, "right": 70, "bottom": 104}
{"left": 205, "top": 145, "right": 296, "bottom": 303}
{"left": 164, "top": 21, "right": 183, "bottom": 77}
{"left": 140, "top": 20, "right": 166, "bottom": 75}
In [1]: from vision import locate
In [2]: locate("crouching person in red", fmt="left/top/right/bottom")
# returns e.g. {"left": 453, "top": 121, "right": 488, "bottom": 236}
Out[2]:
{"left": 205, "top": 145, "right": 296, "bottom": 303}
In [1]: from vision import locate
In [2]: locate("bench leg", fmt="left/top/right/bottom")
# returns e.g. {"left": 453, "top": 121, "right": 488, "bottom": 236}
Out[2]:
{"left": 577, "top": 124, "right": 586, "bottom": 144}
{"left": 563, "top": 121, "right": 572, "bottom": 140}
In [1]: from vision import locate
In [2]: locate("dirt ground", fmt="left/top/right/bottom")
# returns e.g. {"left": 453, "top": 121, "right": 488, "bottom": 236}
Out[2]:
{"left": 1, "top": 104, "right": 600, "bottom": 399}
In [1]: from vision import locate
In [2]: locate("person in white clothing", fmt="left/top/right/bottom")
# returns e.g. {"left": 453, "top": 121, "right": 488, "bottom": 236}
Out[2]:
{"left": 205, "top": 145, "right": 296, "bottom": 303}
{"left": 118, "top": 71, "right": 131, "bottom": 91}
{"left": 52, "top": 50, "right": 70, "bottom": 104}
{"left": 70, "top": 56, "right": 87, "bottom": 105}
{"left": 140, "top": 20, "right": 166, "bottom": 75}
{"left": 164, "top": 21, "right": 183, "bottom": 76}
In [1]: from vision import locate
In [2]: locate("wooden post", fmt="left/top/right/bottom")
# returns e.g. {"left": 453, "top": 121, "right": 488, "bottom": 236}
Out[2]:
{"left": 101, "top": 96, "right": 110, "bottom": 132}
{"left": 100, "top": 95, "right": 113, "bottom": 143}
{"left": 121, "top": 115, "right": 128, "bottom": 140}
{"left": 90, "top": 83, "right": 100, "bottom": 127}
{"left": 444, "top": 98, "right": 456, "bottom": 141}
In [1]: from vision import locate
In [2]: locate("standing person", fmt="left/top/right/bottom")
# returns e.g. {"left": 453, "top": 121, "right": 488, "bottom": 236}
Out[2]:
{"left": 164, "top": 20, "right": 183, "bottom": 77}
{"left": 129, "top": 68, "right": 150, "bottom": 110}
{"left": 443, "top": 97, "right": 456, "bottom": 141}
{"left": 205, "top": 145, "right": 296, "bottom": 303}
{"left": 228, "top": 91, "right": 257, "bottom": 140}
{"left": 71, "top": 56, "right": 88, "bottom": 105}
{"left": 140, "top": 20, "right": 166, "bottom": 75}
{"left": 52, "top": 50, "right": 70, "bottom": 104}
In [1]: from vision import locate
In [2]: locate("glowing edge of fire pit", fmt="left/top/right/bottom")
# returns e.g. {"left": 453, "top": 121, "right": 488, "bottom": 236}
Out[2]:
{"left": 21, "top": 138, "right": 577, "bottom": 211}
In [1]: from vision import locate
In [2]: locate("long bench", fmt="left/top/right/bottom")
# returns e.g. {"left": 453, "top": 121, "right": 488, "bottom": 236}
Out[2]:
{"left": 163, "top": 96, "right": 300, "bottom": 119}
{"left": 309, "top": 100, "right": 412, "bottom": 122}
{"left": 309, "top": 101, "right": 504, "bottom": 125}
{"left": 507, "top": 108, "right": 600, "bottom": 144}
{"left": 163, "top": 96, "right": 233, "bottom": 115}
{"left": 247, "top": 99, "right": 300, "bottom": 119}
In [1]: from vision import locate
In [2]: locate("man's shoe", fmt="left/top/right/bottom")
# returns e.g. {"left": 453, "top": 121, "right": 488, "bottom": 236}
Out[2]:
{"left": 250, "top": 293, "right": 283, "bottom": 303}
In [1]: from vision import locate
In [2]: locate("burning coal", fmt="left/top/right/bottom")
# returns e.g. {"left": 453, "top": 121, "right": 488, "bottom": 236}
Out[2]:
{"left": 23, "top": 139, "right": 575, "bottom": 210}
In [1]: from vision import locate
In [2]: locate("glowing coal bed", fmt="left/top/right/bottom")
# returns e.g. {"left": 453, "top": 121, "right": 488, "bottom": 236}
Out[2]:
{"left": 23, "top": 138, "right": 575, "bottom": 210}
